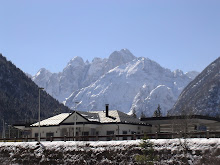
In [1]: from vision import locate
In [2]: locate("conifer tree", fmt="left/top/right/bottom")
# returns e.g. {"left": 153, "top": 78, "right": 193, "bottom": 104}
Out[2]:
{"left": 131, "top": 108, "right": 137, "bottom": 118}
{"left": 135, "top": 136, "right": 158, "bottom": 164}
{"left": 153, "top": 104, "right": 162, "bottom": 117}
{"left": 140, "top": 111, "right": 146, "bottom": 118}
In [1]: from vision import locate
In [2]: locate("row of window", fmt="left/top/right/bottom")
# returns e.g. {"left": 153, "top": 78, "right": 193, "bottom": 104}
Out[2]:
{"left": 35, "top": 130, "right": 139, "bottom": 138}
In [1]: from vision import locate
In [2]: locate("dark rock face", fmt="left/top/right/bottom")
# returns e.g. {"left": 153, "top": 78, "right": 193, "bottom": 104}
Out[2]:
{"left": 169, "top": 57, "right": 220, "bottom": 117}
{"left": 0, "top": 54, "right": 69, "bottom": 128}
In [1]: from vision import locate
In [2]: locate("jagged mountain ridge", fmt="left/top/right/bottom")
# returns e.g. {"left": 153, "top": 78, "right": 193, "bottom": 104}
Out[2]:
{"left": 64, "top": 57, "right": 194, "bottom": 116}
{"left": 0, "top": 54, "right": 70, "bottom": 128}
{"left": 169, "top": 57, "right": 220, "bottom": 117}
{"left": 33, "top": 49, "right": 135, "bottom": 102}
{"left": 33, "top": 49, "right": 198, "bottom": 117}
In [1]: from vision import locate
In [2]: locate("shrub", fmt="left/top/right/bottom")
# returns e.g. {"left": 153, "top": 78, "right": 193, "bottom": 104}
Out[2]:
{"left": 135, "top": 136, "right": 158, "bottom": 164}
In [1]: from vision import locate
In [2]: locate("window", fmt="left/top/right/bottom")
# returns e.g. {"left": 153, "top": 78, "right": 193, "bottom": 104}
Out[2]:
{"left": 131, "top": 131, "right": 136, "bottom": 140}
{"left": 106, "top": 131, "right": 114, "bottom": 141}
{"left": 107, "top": 131, "right": 114, "bottom": 135}
{"left": 123, "top": 131, "right": 127, "bottom": 140}
{"left": 82, "top": 132, "right": 89, "bottom": 141}
{"left": 61, "top": 128, "right": 68, "bottom": 137}
{"left": 35, "top": 133, "right": 38, "bottom": 141}
{"left": 91, "top": 128, "right": 96, "bottom": 136}
{"left": 198, "top": 125, "right": 207, "bottom": 131}
{"left": 46, "top": 133, "right": 54, "bottom": 141}
{"left": 194, "top": 125, "right": 198, "bottom": 130}
{"left": 82, "top": 132, "right": 89, "bottom": 136}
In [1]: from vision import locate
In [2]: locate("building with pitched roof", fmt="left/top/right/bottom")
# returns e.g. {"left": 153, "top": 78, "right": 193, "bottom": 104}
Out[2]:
{"left": 15, "top": 105, "right": 150, "bottom": 141}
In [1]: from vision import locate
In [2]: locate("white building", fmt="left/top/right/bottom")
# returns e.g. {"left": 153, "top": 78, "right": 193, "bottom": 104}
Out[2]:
{"left": 15, "top": 105, "right": 151, "bottom": 141}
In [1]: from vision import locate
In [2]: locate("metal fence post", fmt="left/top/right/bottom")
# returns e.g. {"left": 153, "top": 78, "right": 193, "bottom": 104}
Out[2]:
{"left": 179, "top": 131, "right": 182, "bottom": 138}
{"left": 113, "top": 134, "right": 116, "bottom": 140}
{"left": 155, "top": 132, "right": 158, "bottom": 140}
{"left": 133, "top": 133, "right": 136, "bottom": 140}
{"left": 206, "top": 130, "right": 209, "bottom": 139}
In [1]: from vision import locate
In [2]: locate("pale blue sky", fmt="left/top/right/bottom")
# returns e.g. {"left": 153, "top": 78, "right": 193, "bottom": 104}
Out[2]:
{"left": 0, "top": 0, "right": 220, "bottom": 75}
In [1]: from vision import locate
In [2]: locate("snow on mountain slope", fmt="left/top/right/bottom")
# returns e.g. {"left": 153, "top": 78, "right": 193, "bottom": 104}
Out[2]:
{"left": 33, "top": 68, "right": 53, "bottom": 87}
{"left": 130, "top": 85, "right": 177, "bottom": 117}
{"left": 33, "top": 49, "right": 197, "bottom": 117}
{"left": 33, "top": 57, "right": 86, "bottom": 102}
{"left": 33, "top": 49, "right": 136, "bottom": 102}
{"left": 185, "top": 71, "right": 199, "bottom": 79}
{"left": 64, "top": 57, "right": 193, "bottom": 116}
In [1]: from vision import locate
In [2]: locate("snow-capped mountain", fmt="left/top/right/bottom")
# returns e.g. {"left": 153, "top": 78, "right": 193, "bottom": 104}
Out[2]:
{"left": 130, "top": 84, "right": 177, "bottom": 117}
{"left": 169, "top": 57, "right": 220, "bottom": 117}
{"left": 64, "top": 57, "right": 195, "bottom": 117}
{"left": 33, "top": 49, "right": 136, "bottom": 102}
{"left": 33, "top": 49, "right": 198, "bottom": 117}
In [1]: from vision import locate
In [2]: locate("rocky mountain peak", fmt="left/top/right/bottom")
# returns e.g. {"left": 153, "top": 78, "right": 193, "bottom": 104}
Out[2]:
{"left": 64, "top": 56, "right": 194, "bottom": 117}
{"left": 32, "top": 68, "right": 52, "bottom": 87}
{"left": 185, "top": 71, "right": 200, "bottom": 79}
{"left": 108, "top": 49, "right": 136, "bottom": 66}
{"left": 32, "top": 49, "right": 199, "bottom": 117}
{"left": 67, "top": 56, "right": 85, "bottom": 68}
{"left": 33, "top": 68, "right": 51, "bottom": 79}
{"left": 173, "top": 69, "right": 184, "bottom": 77}
{"left": 91, "top": 57, "right": 104, "bottom": 64}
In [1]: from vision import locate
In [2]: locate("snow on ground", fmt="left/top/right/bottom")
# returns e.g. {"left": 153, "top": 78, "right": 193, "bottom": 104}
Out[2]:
{"left": 0, "top": 138, "right": 220, "bottom": 165}
{"left": 1, "top": 138, "right": 219, "bottom": 149}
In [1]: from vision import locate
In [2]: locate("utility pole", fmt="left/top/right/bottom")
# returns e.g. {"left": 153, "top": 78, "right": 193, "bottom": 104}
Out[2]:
{"left": 38, "top": 88, "right": 44, "bottom": 143}
{"left": 2, "top": 119, "right": 5, "bottom": 138}
{"left": 74, "top": 101, "right": 79, "bottom": 141}
{"left": 8, "top": 125, "right": 11, "bottom": 139}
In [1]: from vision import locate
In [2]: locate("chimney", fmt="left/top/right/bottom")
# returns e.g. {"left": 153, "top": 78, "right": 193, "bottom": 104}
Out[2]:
{"left": 105, "top": 104, "right": 109, "bottom": 117}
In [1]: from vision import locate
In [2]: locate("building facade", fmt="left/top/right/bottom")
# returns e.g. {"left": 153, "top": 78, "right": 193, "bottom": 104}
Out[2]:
{"left": 141, "top": 115, "right": 220, "bottom": 138}
{"left": 15, "top": 105, "right": 151, "bottom": 141}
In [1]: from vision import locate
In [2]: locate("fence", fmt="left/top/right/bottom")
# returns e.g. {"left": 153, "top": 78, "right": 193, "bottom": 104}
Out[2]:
{"left": 0, "top": 131, "right": 220, "bottom": 142}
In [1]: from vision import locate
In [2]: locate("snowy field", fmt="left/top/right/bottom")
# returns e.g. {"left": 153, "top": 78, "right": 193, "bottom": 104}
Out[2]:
{"left": 0, "top": 138, "right": 220, "bottom": 164}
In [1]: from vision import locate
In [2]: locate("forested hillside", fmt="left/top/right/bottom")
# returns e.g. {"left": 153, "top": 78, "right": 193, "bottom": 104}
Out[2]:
{"left": 0, "top": 54, "right": 69, "bottom": 131}
{"left": 169, "top": 57, "right": 220, "bottom": 117}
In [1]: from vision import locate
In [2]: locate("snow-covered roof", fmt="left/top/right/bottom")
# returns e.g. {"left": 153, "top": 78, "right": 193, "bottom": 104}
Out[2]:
{"left": 31, "top": 113, "right": 71, "bottom": 126}
{"left": 31, "top": 110, "right": 144, "bottom": 127}
{"left": 89, "top": 110, "right": 143, "bottom": 124}
{"left": 78, "top": 111, "right": 100, "bottom": 122}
